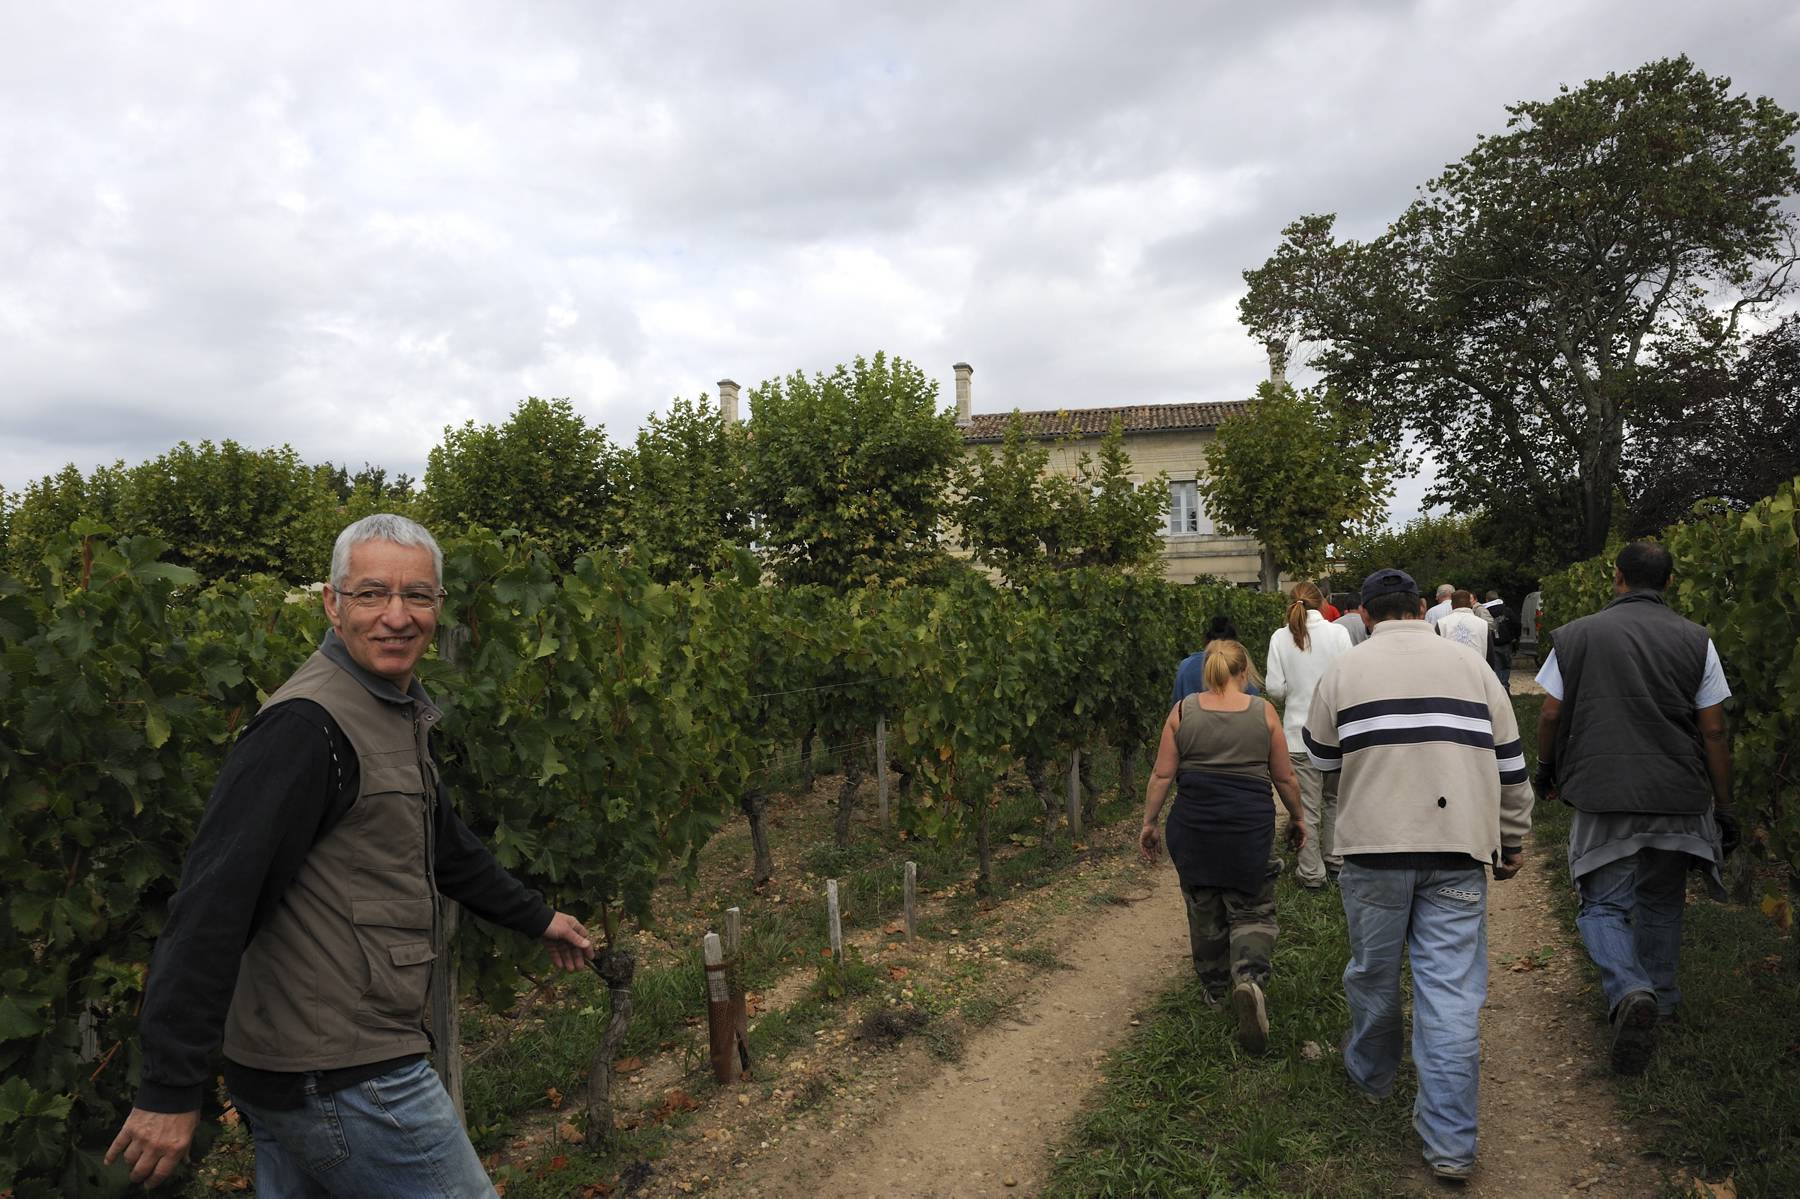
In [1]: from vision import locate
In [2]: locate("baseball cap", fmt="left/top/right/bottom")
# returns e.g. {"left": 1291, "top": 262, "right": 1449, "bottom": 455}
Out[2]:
{"left": 1360, "top": 568, "right": 1420, "bottom": 607}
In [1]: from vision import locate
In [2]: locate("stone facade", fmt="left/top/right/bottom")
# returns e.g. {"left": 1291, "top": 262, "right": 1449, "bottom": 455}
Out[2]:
{"left": 958, "top": 391, "right": 1267, "bottom": 586}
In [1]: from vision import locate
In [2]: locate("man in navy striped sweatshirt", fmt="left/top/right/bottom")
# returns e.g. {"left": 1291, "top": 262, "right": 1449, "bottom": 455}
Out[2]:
{"left": 1303, "top": 567, "right": 1535, "bottom": 1185}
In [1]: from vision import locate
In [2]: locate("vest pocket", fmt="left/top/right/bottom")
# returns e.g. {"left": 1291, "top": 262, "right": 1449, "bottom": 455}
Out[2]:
{"left": 350, "top": 897, "right": 436, "bottom": 1024}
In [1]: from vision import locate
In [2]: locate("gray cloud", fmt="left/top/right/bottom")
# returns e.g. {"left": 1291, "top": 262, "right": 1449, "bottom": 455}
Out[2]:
{"left": 3, "top": 0, "right": 1798, "bottom": 530}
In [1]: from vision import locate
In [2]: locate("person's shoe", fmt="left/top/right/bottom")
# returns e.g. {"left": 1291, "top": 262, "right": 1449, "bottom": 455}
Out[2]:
{"left": 1610, "top": 989, "right": 1658, "bottom": 1075}
{"left": 1300, "top": 880, "right": 1326, "bottom": 892}
{"left": 1427, "top": 1157, "right": 1473, "bottom": 1183}
{"left": 1232, "top": 981, "right": 1269, "bottom": 1052}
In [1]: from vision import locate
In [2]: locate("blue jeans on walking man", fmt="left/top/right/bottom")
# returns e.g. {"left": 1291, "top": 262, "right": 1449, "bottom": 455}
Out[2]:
{"left": 1574, "top": 847, "right": 1688, "bottom": 1017}
{"left": 230, "top": 1057, "right": 497, "bottom": 1198}
{"left": 1339, "top": 860, "right": 1488, "bottom": 1173}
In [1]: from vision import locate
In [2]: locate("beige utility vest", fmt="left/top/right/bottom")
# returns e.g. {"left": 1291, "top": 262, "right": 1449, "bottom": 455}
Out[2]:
{"left": 222, "top": 650, "right": 442, "bottom": 1071}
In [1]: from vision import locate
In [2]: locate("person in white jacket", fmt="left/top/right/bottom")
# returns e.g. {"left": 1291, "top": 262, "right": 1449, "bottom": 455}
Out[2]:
{"left": 1265, "top": 581, "right": 1354, "bottom": 888}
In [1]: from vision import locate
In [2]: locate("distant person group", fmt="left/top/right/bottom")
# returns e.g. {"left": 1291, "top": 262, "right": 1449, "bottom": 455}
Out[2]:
{"left": 1142, "top": 543, "right": 1734, "bottom": 1184}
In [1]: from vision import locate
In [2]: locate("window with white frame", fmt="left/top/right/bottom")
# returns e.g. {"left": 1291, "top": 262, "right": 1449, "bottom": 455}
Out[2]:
{"left": 1166, "top": 479, "right": 1212, "bottom": 535}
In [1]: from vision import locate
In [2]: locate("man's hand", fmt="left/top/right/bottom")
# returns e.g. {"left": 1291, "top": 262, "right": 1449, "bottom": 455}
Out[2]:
{"left": 1494, "top": 848, "right": 1525, "bottom": 881}
{"left": 1715, "top": 809, "right": 1742, "bottom": 856}
{"left": 542, "top": 911, "right": 596, "bottom": 971}
{"left": 1285, "top": 818, "right": 1308, "bottom": 853}
{"left": 1531, "top": 759, "right": 1557, "bottom": 804}
{"left": 105, "top": 1107, "right": 200, "bottom": 1188}
{"left": 1138, "top": 823, "right": 1161, "bottom": 863}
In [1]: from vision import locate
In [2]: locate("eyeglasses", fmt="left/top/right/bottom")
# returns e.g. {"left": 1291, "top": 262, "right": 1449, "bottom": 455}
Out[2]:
{"left": 339, "top": 586, "right": 447, "bottom": 611}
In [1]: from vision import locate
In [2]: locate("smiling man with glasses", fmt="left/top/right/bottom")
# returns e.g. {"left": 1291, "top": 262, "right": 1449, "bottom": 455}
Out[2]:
{"left": 109, "top": 514, "right": 596, "bottom": 1196}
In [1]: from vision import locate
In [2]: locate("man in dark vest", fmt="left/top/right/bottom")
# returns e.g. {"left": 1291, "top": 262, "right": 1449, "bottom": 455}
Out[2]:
{"left": 1533, "top": 541, "right": 1738, "bottom": 1076}
{"left": 107, "top": 514, "right": 596, "bottom": 1193}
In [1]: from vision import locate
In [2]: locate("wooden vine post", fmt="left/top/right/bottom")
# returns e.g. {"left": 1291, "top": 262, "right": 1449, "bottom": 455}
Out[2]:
{"left": 1067, "top": 748, "right": 1083, "bottom": 840}
{"left": 903, "top": 861, "right": 917, "bottom": 941}
{"left": 827, "top": 879, "right": 844, "bottom": 962}
{"left": 702, "top": 932, "right": 739, "bottom": 1084}
{"left": 876, "top": 716, "right": 890, "bottom": 827}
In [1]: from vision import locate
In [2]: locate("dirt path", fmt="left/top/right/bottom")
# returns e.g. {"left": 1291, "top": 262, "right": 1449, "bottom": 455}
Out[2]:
{"left": 716, "top": 863, "right": 1186, "bottom": 1198}
{"left": 1458, "top": 834, "right": 1664, "bottom": 1197}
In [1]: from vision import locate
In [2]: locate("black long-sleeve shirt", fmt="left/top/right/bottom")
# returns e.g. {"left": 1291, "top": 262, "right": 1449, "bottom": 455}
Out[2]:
{"left": 135, "top": 699, "right": 552, "bottom": 1113}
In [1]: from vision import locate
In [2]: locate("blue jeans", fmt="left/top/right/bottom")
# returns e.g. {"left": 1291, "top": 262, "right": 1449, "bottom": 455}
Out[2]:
{"left": 230, "top": 1058, "right": 497, "bottom": 1198}
{"left": 1339, "top": 861, "right": 1488, "bottom": 1171}
{"left": 1574, "top": 848, "right": 1688, "bottom": 1017}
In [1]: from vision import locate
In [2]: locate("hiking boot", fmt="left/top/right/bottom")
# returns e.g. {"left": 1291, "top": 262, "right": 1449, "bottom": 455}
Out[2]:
{"left": 1610, "top": 990, "right": 1657, "bottom": 1075}
{"left": 1232, "top": 980, "right": 1269, "bottom": 1052}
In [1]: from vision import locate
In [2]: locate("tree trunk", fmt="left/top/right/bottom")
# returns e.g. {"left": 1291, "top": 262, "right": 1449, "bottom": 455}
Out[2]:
{"left": 800, "top": 727, "right": 817, "bottom": 791}
{"left": 1259, "top": 546, "right": 1281, "bottom": 593}
{"left": 583, "top": 949, "right": 637, "bottom": 1147}
{"left": 1028, "top": 754, "right": 1058, "bottom": 847}
{"left": 741, "top": 790, "right": 774, "bottom": 885}
{"left": 834, "top": 755, "right": 865, "bottom": 849}
{"left": 1117, "top": 741, "right": 1141, "bottom": 810}
{"left": 1079, "top": 746, "right": 1099, "bottom": 826}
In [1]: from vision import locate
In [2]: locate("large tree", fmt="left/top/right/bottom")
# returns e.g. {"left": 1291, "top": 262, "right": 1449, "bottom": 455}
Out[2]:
{"left": 743, "top": 353, "right": 962, "bottom": 589}
{"left": 1196, "top": 382, "right": 1395, "bottom": 590}
{"left": 953, "top": 415, "right": 1168, "bottom": 586}
{"left": 612, "top": 393, "right": 753, "bottom": 581}
{"left": 1240, "top": 57, "right": 1800, "bottom": 562}
{"left": 1625, "top": 314, "right": 1800, "bottom": 533}
{"left": 424, "top": 397, "right": 617, "bottom": 569}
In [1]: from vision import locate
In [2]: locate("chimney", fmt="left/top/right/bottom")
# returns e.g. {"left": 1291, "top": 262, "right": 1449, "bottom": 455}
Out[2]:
{"left": 1265, "top": 340, "right": 1287, "bottom": 388}
{"left": 953, "top": 362, "right": 973, "bottom": 426}
{"left": 717, "top": 378, "right": 741, "bottom": 424}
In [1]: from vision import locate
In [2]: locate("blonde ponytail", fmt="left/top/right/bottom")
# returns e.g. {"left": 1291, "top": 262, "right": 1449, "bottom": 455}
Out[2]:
{"left": 1201, "top": 639, "right": 1261, "bottom": 694}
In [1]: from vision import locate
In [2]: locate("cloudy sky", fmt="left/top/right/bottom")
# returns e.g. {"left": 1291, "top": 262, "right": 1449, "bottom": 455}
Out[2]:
{"left": 4, "top": 1, "right": 1798, "bottom": 522}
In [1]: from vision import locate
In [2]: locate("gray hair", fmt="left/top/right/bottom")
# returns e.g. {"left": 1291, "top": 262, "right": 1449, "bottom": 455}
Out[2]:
{"left": 330, "top": 514, "right": 443, "bottom": 589}
{"left": 1435, "top": 583, "right": 1455, "bottom": 600}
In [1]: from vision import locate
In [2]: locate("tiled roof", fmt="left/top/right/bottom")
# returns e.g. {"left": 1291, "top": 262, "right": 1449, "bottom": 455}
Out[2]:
{"left": 960, "top": 402, "right": 1251, "bottom": 443}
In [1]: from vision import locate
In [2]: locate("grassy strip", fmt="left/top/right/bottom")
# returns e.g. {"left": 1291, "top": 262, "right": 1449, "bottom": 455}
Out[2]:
{"left": 1515, "top": 693, "right": 1800, "bottom": 1196}
{"left": 1045, "top": 872, "right": 1419, "bottom": 1197}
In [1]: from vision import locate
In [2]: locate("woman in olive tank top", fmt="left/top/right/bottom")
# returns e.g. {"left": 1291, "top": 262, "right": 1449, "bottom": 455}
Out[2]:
{"left": 1139, "top": 639, "right": 1306, "bottom": 1052}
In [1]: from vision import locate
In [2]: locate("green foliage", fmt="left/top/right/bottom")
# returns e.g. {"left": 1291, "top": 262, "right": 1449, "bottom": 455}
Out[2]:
{"left": 1195, "top": 383, "right": 1394, "bottom": 587}
{"left": 0, "top": 528, "right": 323, "bottom": 1196}
{"left": 2, "top": 443, "right": 414, "bottom": 587}
{"left": 3, "top": 463, "right": 129, "bottom": 579}
{"left": 424, "top": 398, "right": 617, "bottom": 570}
{"left": 1539, "top": 477, "right": 1800, "bottom": 871}
{"left": 612, "top": 394, "right": 752, "bottom": 582}
{"left": 954, "top": 417, "right": 1168, "bottom": 585}
{"left": 120, "top": 441, "right": 348, "bottom": 583}
{"left": 1241, "top": 56, "right": 1800, "bottom": 562}
{"left": 1334, "top": 512, "right": 1537, "bottom": 601}
{"left": 744, "top": 353, "right": 961, "bottom": 590}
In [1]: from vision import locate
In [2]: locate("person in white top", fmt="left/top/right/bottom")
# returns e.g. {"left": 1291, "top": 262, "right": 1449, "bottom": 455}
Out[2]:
{"left": 1425, "top": 583, "right": 1456, "bottom": 626}
{"left": 1264, "top": 581, "right": 1354, "bottom": 888}
{"left": 1436, "top": 590, "right": 1494, "bottom": 664}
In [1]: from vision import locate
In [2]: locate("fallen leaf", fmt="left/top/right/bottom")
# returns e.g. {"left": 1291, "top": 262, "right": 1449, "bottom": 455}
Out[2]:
{"left": 884, "top": 920, "right": 905, "bottom": 935}
{"left": 580, "top": 1183, "right": 614, "bottom": 1198}
{"left": 218, "top": 1104, "right": 240, "bottom": 1127}
{"left": 546, "top": 1085, "right": 564, "bottom": 1110}
{"left": 557, "top": 1120, "right": 582, "bottom": 1143}
{"left": 549, "top": 1154, "right": 569, "bottom": 1171}
{"left": 653, "top": 1089, "right": 701, "bottom": 1122}
{"left": 613, "top": 1056, "right": 643, "bottom": 1075}
{"left": 1761, "top": 894, "right": 1792, "bottom": 932}
{"left": 887, "top": 965, "right": 910, "bottom": 981}
{"left": 1680, "top": 1172, "right": 1738, "bottom": 1199}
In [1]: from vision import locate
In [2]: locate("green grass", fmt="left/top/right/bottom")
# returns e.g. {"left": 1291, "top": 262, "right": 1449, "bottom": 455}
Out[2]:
{"left": 1517, "top": 692, "right": 1800, "bottom": 1196}
{"left": 1045, "top": 877, "right": 1417, "bottom": 1197}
